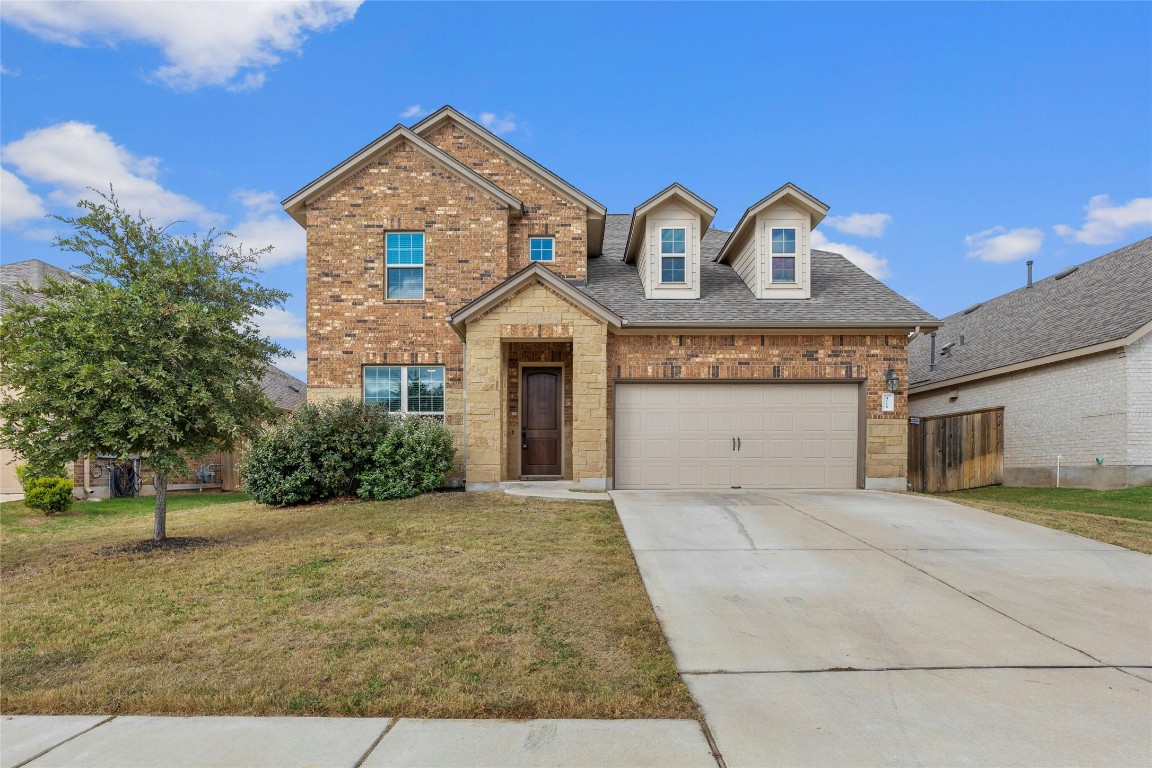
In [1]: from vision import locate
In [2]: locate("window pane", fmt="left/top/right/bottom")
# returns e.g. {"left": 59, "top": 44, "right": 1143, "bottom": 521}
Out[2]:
{"left": 386, "top": 232, "right": 425, "bottom": 265}
{"left": 771, "top": 228, "right": 796, "bottom": 254}
{"left": 407, "top": 367, "right": 445, "bottom": 413}
{"left": 661, "top": 228, "right": 686, "bottom": 254}
{"left": 662, "top": 256, "right": 685, "bottom": 283}
{"left": 530, "top": 238, "right": 554, "bottom": 261}
{"left": 387, "top": 267, "right": 423, "bottom": 299}
{"left": 772, "top": 256, "right": 796, "bottom": 282}
{"left": 364, "top": 366, "right": 402, "bottom": 410}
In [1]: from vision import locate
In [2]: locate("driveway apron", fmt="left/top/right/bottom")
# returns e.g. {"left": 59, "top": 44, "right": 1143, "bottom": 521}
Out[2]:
{"left": 612, "top": 489, "right": 1152, "bottom": 767}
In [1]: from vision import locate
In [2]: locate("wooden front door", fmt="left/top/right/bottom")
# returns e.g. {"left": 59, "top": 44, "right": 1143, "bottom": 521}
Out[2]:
{"left": 521, "top": 367, "right": 562, "bottom": 476}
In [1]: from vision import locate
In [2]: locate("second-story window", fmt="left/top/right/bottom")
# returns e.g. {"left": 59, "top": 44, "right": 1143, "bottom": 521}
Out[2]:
{"left": 386, "top": 232, "right": 424, "bottom": 299}
{"left": 771, "top": 227, "right": 797, "bottom": 283}
{"left": 660, "top": 227, "right": 686, "bottom": 283}
{"left": 529, "top": 237, "right": 554, "bottom": 262}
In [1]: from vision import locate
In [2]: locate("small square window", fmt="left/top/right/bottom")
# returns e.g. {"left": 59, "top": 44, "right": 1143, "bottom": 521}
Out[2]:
{"left": 386, "top": 232, "right": 424, "bottom": 299}
{"left": 771, "top": 228, "right": 796, "bottom": 255}
{"left": 529, "top": 237, "right": 554, "bottom": 262}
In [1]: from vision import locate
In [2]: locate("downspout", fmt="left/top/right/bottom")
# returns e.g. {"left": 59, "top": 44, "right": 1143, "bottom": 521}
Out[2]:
{"left": 1056, "top": 454, "right": 1061, "bottom": 488}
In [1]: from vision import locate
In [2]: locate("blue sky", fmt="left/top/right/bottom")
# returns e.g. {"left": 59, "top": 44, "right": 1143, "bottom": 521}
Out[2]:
{"left": 2, "top": 1, "right": 1150, "bottom": 379}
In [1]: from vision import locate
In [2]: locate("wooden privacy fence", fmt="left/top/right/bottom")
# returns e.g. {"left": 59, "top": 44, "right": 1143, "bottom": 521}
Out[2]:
{"left": 908, "top": 407, "right": 1004, "bottom": 492}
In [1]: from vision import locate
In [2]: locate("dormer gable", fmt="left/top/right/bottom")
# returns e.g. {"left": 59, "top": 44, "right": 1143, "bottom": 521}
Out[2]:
{"left": 623, "top": 183, "right": 717, "bottom": 300}
{"left": 715, "top": 183, "right": 829, "bottom": 300}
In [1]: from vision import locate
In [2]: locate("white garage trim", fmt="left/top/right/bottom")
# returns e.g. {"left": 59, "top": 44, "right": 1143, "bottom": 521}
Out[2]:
{"left": 613, "top": 380, "right": 865, "bottom": 490}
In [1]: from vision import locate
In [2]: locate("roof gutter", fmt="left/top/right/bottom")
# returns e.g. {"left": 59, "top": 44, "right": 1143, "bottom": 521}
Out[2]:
{"left": 617, "top": 319, "right": 941, "bottom": 331}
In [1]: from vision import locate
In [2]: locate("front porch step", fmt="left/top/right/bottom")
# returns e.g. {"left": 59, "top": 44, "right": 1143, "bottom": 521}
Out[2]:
{"left": 499, "top": 480, "right": 578, "bottom": 490}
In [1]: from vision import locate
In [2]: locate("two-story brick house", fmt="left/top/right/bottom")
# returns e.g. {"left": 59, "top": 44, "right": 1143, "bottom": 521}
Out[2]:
{"left": 283, "top": 106, "right": 936, "bottom": 491}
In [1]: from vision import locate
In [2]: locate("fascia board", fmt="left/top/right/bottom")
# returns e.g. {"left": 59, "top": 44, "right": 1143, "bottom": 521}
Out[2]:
{"left": 413, "top": 106, "right": 607, "bottom": 215}
{"left": 715, "top": 183, "right": 831, "bottom": 263}
{"left": 624, "top": 184, "right": 719, "bottom": 263}
{"left": 281, "top": 125, "right": 524, "bottom": 225}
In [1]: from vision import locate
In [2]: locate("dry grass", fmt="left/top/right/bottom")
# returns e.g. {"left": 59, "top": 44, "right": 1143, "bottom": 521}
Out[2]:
{"left": 932, "top": 485, "right": 1152, "bottom": 554}
{"left": 1, "top": 492, "right": 695, "bottom": 719}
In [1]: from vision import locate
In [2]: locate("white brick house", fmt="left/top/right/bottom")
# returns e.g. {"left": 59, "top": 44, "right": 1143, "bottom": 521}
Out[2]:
{"left": 908, "top": 238, "right": 1152, "bottom": 489}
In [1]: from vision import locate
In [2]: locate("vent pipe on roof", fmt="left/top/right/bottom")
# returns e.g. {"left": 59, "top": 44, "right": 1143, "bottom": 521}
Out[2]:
{"left": 1026, "top": 260, "right": 1034, "bottom": 288}
{"left": 928, "top": 331, "right": 937, "bottom": 372}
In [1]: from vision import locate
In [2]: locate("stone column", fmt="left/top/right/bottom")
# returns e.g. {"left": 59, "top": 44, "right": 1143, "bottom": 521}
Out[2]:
{"left": 572, "top": 323, "right": 608, "bottom": 488}
{"left": 465, "top": 327, "right": 504, "bottom": 488}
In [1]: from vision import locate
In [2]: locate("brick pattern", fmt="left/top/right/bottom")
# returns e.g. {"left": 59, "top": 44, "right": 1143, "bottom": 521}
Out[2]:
{"left": 909, "top": 348, "right": 1131, "bottom": 468}
{"left": 607, "top": 333, "right": 909, "bottom": 479}
{"left": 422, "top": 121, "right": 588, "bottom": 281}
{"left": 1127, "top": 332, "right": 1152, "bottom": 465}
{"left": 505, "top": 342, "right": 574, "bottom": 480}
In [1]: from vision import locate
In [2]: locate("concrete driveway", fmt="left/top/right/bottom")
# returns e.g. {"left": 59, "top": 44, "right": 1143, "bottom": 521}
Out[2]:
{"left": 612, "top": 489, "right": 1152, "bottom": 767}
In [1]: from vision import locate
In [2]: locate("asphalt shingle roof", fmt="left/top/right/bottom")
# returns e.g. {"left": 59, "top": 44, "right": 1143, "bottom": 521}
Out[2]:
{"left": 577, "top": 214, "right": 936, "bottom": 327}
{"left": 260, "top": 363, "right": 307, "bottom": 412}
{"left": 908, "top": 237, "right": 1152, "bottom": 388}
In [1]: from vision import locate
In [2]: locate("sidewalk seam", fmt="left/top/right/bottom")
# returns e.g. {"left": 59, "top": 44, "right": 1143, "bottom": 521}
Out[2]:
{"left": 351, "top": 718, "right": 398, "bottom": 768}
{"left": 10, "top": 715, "right": 116, "bottom": 768}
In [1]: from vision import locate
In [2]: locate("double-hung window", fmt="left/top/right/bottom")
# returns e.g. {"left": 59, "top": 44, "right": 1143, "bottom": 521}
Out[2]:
{"left": 364, "top": 365, "right": 445, "bottom": 419}
{"left": 386, "top": 232, "right": 424, "bottom": 299}
{"left": 660, "top": 227, "right": 686, "bottom": 283}
{"left": 771, "top": 227, "right": 797, "bottom": 283}
{"left": 529, "top": 237, "right": 554, "bottom": 262}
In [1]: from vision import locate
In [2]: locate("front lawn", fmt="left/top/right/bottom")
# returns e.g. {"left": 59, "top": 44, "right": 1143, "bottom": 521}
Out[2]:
{"left": 1, "top": 492, "right": 695, "bottom": 719}
{"left": 936, "top": 484, "right": 1152, "bottom": 553}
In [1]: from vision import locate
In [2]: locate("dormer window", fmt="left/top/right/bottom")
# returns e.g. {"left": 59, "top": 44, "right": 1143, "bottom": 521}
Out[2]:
{"left": 771, "top": 227, "right": 797, "bottom": 282}
{"left": 529, "top": 237, "right": 554, "bottom": 262}
{"left": 660, "top": 227, "right": 686, "bottom": 283}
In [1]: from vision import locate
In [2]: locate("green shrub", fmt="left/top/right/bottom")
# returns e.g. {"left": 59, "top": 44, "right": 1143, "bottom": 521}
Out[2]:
{"left": 23, "top": 476, "right": 75, "bottom": 514}
{"left": 358, "top": 416, "right": 455, "bottom": 500}
{"left": 241, "top": 398, "right": 395, "bottom": 506}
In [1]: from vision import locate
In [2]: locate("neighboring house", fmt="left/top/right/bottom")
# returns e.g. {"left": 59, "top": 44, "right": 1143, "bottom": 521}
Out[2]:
{"left": 283, "top": 106, "right": 936, "bottom": 491}
{"left": 0, "top": 258, "right": 307, "bottom": 496}
{"left": 908, "top": 238, "right": 1152, "bottom": 489}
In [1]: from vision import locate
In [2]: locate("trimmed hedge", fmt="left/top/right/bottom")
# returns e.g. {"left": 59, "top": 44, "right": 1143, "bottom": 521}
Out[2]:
{"left": 358, "top": 417, "right": 456, "bottom": 500}
{"left": 241, "top": 399, "right": 395, "bottom": 507}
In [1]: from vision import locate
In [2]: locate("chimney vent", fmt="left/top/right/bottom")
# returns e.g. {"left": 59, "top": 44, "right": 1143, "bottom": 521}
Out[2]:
{"left": 928, "top": 332, "right": 937, "bottom": 372}
{"left": 1026, "top": 260, "right": 1034, "bottom": 288}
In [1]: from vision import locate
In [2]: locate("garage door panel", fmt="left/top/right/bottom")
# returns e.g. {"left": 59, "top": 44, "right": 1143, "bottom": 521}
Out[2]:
{"left": 614, "top": 383, "right": 859, "bottom": 490}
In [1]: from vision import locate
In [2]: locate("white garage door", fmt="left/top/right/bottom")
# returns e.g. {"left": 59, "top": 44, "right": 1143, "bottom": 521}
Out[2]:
{"left": 614, "top": 383, "right": 859, "bottom": 490}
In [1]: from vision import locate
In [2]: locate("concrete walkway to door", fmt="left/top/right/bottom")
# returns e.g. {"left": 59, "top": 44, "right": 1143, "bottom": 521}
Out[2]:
{"left": 611, "top": 489, "right": 1152, "bottom": 767}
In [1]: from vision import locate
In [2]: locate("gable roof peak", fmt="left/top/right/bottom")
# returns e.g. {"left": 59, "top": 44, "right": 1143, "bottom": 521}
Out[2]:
{"left": 715, "top": 182, "right": 831, "bottom": 264}
{"left": 280, "top": 123, "right": 524, "bottom": 226}
{"left": 623, "top": 182, "right": 718, "bottom": 262}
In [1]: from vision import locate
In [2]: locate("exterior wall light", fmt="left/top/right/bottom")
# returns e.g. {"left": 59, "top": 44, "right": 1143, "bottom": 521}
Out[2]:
{"left": 885, "top": 365, "right": 899, "bottom": 393}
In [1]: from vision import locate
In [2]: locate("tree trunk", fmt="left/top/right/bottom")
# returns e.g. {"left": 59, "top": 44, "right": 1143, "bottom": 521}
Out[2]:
{"left": 153, "top": 471, "right": 168, "bottom": 541}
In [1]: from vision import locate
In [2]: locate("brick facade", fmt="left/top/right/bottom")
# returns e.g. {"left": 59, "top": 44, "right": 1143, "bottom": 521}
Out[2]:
{"left": 909, "top": 332, "right": 1152, "bottom": 488}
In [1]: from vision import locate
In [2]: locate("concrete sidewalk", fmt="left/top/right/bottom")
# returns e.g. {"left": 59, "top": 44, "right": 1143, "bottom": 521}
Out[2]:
{"left": 1, "top": 716, "right": 718, "bottom": 768}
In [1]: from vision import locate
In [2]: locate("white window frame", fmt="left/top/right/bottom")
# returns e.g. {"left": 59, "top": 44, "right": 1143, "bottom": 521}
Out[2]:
{"left": 363, "top": 365, "right": 445, "bottom": 418}
{"left": 659, "top": 226, "right": 687, "bottom": 284}
{"left": 529, "top": 237, "right": 555, "bottom": 262}
{"left": 385, "top": 232, "right": 425, "bottom": 300}
{"left": 770, "top": 227, "right": 797, "bottom": 284}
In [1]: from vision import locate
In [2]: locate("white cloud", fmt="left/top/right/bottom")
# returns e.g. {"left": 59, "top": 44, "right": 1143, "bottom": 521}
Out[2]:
{"left": 0, "top": 1, "right": 361, "bottom": 90}
{"left": 0, "top": 166, "right": 47, "bottom": 228}
{"left": 1054, "top": 195, "right": 1152, "bottom": 245}
{"left": 479, "top": 112, "right": 517, "bottom": 135}
{"left": 0, "top": 64, "right": 19, "bottom": 76}
{"left": 230, "top": 190, "right": 305, "bottom": 268}
{"left": 1, "top": 121, "right": 220, "bottom": 227}
{"left": 823, "top": 212, "right": 891, "bottom": 238}
{"left": 272, "top": 350, "right": 308, "bottom": 377}
{"left": 811, "top": 230, "right": 890, "bottom": 279}
{"left": 255, "top": 307, "right": 306, "bottom": 340}
{"left": 400, "top": 105, "right": 427, "bottom": 119}
{"left": 964, "top": 225, "right": 1044, "bottom": 263}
